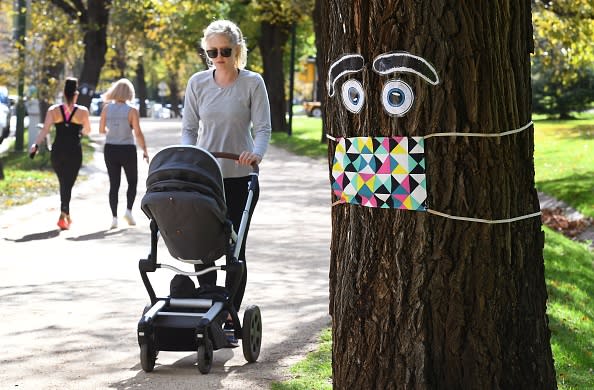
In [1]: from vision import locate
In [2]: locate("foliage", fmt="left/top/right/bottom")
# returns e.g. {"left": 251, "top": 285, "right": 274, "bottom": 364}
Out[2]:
{"left": 0, "top": 2, "right": 16, "bottom": 88}
{"left": 532, "top": 1, "right": 594, "bottom": 86}
{"left": 0, "top": 0, "right": 317, "bottom": 107}
{"left": 27, "top": 0, "right": 84, "bottom": 102}
{"left": 251, "top": 0, "right": 314, "bottom": 26}
{"left": 532, "top": 60, "right": 594, "bottom": 118}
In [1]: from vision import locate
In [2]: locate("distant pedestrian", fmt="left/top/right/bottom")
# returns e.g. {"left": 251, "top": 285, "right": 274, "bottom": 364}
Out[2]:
{"left": 29, "top": 77, "right": 91, "bottom": 230}
{"left": 99, "top": 78, "right": 149, "bottom": 229}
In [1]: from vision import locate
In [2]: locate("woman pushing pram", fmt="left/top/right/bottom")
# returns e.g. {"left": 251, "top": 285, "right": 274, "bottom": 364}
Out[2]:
{"left": 181, "top": 19, "right": 271, "bottom": 344}
{"left": 136, "top": 19, "right": 271, "bottom": 375}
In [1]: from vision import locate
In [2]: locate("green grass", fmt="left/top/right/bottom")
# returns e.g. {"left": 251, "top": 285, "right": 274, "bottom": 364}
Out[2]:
{"left": 534, "top": 112, "right": 594, "bottom": 218}
{"left": 271, "top": 116, "right": 327, "bottom": 158}
{"left": 271, "top": 328, "right": 332, "bottom": 390}
{"left": 0, "top": 147, "right": 57, "bottom": 207}
{"left": 0, "top": 136, "right": 94, "bottom": 208}
{"left": 271, "top": 114, "right": 594, "bottom": 390}
{"left": 544, "top": 227, "right": 594, "bottom": 389}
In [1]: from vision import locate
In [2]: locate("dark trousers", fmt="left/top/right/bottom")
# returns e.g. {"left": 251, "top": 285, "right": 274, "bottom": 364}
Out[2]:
{"left": 51, "top": 146, "right": 82, "bottom": 214}
{"left": 196, "top": 175, "right": 260, "bottom": 311}
{"left": 104, "top": 144, "right": 138, "bottom": 216}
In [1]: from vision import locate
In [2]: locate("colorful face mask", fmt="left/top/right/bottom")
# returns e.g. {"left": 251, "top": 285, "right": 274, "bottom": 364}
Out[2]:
{"left": 331, "top": 136, "right": 427, "bottom": 210}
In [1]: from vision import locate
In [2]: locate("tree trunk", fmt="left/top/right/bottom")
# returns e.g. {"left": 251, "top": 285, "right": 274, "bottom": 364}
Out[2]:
{"left": 320, "top": 1, "right": 557, "bottom": 389}
{"left": 313, "top": 0, "right": 327, "bottom": 143}
{"left": 77, "top": 0, "right": 110, "bottom": 108}
{"left": 135, "top": 58, "right": 148, "bottom": 118}
{"left": 167, "top": 69, "right": 181, "bottom": 118}
{"left": 258, "top": 21, "right": 289, "bottom": 132}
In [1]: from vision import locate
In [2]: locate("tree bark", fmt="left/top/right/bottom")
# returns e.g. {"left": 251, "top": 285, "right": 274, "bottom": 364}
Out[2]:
{"left": 135, "top": 58, "right": 148, "bottom": 118}
{"left": 77, "top": 0, "right": 110, "bottom": 108}
{"left": 320, "top": 1, "right": 557, "bottom": 389}
{"left": 313, "top": 0, "right": 327, "bottom": 143}
{"left": 50, "top": 0, "right": 111, "bottom": 108}
{"left": 258, "top": 21, "right": 289, "bottom": 132}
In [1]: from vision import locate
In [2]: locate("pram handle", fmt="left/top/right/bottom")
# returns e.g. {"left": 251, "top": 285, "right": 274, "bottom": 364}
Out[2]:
{"left": 211, "top": 152, "right": 259, "bottom": 174}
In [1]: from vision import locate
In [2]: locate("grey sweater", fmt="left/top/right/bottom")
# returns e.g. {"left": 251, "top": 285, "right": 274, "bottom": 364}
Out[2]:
{"left": 181, "top": 69, "right": 271, "bottom": 178}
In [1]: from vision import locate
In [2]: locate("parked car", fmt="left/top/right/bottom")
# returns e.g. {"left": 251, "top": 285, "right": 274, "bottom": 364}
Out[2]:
{"left": 303, "top": 101, "right": 322, "bottom": 118}
{"left": 0, "top": 86, "right": 11, "bottom": 141}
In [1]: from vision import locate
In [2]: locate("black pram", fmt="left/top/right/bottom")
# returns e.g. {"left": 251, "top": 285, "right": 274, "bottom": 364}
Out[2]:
{"left": 137, "top": 145, "right": 262, "bottom": 374}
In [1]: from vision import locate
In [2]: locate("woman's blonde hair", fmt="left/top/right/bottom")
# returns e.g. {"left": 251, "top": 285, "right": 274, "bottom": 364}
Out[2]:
{"left": 103, "top": 78, "right": 135, "bottom": 102}
{"left": 201, "top": 20, "right": 248, "bottom": 69}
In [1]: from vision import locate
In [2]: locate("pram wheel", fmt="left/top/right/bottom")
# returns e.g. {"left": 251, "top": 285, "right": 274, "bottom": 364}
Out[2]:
{"left": 196, "top": 335, "right": 214, "bottom": 374}
{"left": 139, "top": 304, "right": 158, "bottom": 372}
{"left": 242, "top": 305, "right": 262, "bottom": 363}
{"left": 140, "top": 343, "right": 156, "bottom": 372}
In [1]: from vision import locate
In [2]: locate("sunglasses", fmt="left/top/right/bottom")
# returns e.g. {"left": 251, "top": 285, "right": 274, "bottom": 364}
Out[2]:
{"left": 205, "top": 47, "right": 233, "bottom": 59}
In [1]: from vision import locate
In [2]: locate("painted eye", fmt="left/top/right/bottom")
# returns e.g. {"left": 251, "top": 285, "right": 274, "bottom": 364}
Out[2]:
{"left": 340, "top": 79, "right": 365, "bottom": 114}
{"left": 381, "top": 80, "right": 414, "bottom": 116}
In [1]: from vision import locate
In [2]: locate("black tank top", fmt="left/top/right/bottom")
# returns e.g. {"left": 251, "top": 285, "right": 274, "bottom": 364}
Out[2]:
{"left": 52, "top": 105, "right": 83, "bottom": 150}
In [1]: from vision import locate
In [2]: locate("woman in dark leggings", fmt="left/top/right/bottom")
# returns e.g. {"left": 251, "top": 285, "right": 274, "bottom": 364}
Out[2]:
{"left": 196, "top": 176, "right": 260, "bottom": 311}
{"left": 30, "top": 77, "right": 91, "bottom": 230}
{"left": 99, "top": 78, "right": 149, "bottom": 229}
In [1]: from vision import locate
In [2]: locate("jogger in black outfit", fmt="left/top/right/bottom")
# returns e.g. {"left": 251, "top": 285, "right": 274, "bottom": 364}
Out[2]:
{"left": 51, "top": 137, "right": 83, "bottom": 218}
{"left": 29, "top": 77, "right": 91, "bottom": 230}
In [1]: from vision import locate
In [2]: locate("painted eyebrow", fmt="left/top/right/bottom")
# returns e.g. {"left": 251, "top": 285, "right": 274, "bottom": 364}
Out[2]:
{"left": 372, "top": 52, "right": 440, "bottom": 85}
{"left": 327, "top": 54, "right": 365, "bottom": 97}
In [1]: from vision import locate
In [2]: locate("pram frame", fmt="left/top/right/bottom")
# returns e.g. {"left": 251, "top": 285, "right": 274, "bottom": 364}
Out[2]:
{"left": 137, "top": 146, "right": 262, "bottom": 374}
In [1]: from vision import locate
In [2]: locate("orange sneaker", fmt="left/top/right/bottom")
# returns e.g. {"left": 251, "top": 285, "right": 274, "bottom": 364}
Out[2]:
{"left": 57, "top": 213, "right": 70, "bottom": 230}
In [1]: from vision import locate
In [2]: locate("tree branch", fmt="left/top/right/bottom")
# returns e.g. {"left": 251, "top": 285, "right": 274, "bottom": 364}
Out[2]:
{"left": 50, "top": 0, "right": 88, "bottom": 24}
{"left": 49, "top": 0, "right": 78, "bottom": 18}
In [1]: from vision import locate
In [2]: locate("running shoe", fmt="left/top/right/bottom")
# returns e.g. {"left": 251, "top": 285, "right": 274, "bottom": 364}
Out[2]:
{"left": 57, "top": 213, "right": 70, "bottom": 230}
{"left": 124, "top": 209, "right": 136, "bottom": 226}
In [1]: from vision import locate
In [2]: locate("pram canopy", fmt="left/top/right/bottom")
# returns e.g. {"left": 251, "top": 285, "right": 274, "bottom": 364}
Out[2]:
{"left": 141, "top": 146, "right": 231, "bottom": 264}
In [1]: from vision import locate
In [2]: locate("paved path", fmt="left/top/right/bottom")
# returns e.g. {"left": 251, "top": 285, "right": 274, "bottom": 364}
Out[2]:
{"left": 0, "top": 118, "right": 331, "bottom": 389}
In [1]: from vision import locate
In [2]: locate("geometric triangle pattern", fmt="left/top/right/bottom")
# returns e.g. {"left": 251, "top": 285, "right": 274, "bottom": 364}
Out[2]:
{"left": 331, "top": 136, "right": 427, "bottom": 211}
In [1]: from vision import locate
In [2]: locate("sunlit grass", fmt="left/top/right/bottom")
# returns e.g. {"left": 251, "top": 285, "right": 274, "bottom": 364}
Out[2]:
{"left": 544, "top": 227, "right": 594, "bottom": 389}
{"left": 271, "top": 116, "right": 327, "bottom": 158}
{"left": 534, "top": 114, "right": 594, "bottom": 218}
{"left": 0, "top": 137, "right": 94, "bottom": 208}
{"left": 271, "top": 328, "right": 332, "bottom": 390}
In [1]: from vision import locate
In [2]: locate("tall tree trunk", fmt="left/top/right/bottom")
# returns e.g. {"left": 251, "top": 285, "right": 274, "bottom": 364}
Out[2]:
{"left": 39, "top": 61, "right": 64, "bottom": 122}
{"left": 77, "top": 0, "right": 110, "bottom": 108}
{"left": 167, "top": 66, "right": 181, "bottom": 118}
{"left": 258, "top": 21, "right": 289, "bottom": 132}
{"left": 313, "top": 0, "right": 327, "bottom": 143}
{"left": 135, "top": 58, "right": 148, "bottom": 118}
{"left": 321, "top": 1, "right": 557, "bottom": 389}
{"left": 114, "top": 40, "right": 127, "bottom": 79}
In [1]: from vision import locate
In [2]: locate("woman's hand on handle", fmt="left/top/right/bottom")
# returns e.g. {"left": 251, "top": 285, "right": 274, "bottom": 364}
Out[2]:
{"left": 238, "top": 151, "right": 261, "bottom": 166}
